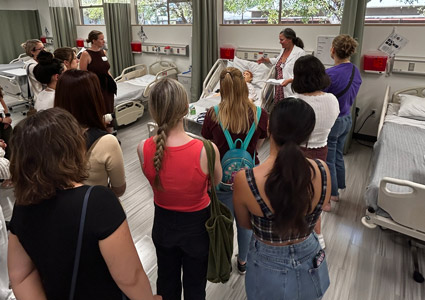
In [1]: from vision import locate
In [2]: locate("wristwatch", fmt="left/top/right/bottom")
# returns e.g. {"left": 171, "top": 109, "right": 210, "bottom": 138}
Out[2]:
{"left": 4, "top": 113, "right": 10, "bottom": 117}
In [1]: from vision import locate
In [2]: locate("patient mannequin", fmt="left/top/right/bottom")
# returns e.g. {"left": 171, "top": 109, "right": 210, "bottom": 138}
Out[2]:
{"left": 243, "top": 70, "right": 260, "bottom": 106}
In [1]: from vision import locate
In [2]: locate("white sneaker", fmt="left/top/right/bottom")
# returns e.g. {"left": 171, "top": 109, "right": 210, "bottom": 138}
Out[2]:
{"left": 317, "top": 233, "right": 326, "bottom": 249}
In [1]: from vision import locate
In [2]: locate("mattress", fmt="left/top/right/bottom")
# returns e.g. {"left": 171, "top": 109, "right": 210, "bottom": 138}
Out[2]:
{"left": 385, "top": 103, "right": 425, "bottom": 130}
{"left": 114, "top": 74, "right": 156, "bottom": 105}
{"left": 0, "top": 62, "right": 25, "bottom": 74}
{"left": 365, "top": 120, "right": 425, "bottom": 217}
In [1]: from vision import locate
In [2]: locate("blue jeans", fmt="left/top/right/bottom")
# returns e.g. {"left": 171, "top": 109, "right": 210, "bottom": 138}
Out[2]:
{"left": 326, "top": 114, "right": 352, "bottom": 196}
{"left": 245, "top": 233, "right": 330, "bottom": 300}
{"left": 216, "top": 190, "right": 252, "bottom": 263}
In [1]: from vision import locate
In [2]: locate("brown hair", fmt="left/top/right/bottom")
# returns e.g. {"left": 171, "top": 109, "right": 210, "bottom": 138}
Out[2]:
{"left": 148, "top": 78, "right": 189, "bottom": 190}
{"left": 54, "top": 47, "right": 76, "bottom": 64}
{"left": 21, "top": 39, "right": 43, "bottom": 57}
{"left": 280, "top": 28, "right": 304, "bottom": 49}
{"left": 54, "top": 69, "right": 107, "bottom": 130}
{"left": 10, "top": 108, "right": 88, "bottom": 205}
{"left": 0, "top": 86, "right": 3, "bottom": 98}
{"left": 86, "top": 30, "right": 103, "bottom": 44}
{"left": 332, "top": 34, "right": 358, "bottom": 59}
{"left": 210, "top": 67, "right": 257, "bottom": 134}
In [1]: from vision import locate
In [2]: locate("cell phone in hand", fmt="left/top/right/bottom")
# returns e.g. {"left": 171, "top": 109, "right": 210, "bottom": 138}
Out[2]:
{"left": 313, "top": 249, "right": 325, "bottom": 268}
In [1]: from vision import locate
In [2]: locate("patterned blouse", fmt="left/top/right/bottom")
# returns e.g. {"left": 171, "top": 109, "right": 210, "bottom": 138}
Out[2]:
{"left": 247, "top": 159, "right": 327, "bottom": 243}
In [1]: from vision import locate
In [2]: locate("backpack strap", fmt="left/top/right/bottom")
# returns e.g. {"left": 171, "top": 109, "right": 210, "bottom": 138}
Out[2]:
{"left": 214, "top": 105, "right": 236, "bottom": 149}
{"left": 214, "top": 105, "right": 262, "bottom": 151}
{"left": 241, "top": 106, "right": 262, "bottom": 150}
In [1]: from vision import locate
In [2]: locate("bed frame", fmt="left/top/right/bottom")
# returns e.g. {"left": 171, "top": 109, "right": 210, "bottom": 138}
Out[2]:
{"left": 362, "top": 85, "right": 425, "bottom": 283}
{"left": 113, "top": 61, "right": 178, "bottom": 126}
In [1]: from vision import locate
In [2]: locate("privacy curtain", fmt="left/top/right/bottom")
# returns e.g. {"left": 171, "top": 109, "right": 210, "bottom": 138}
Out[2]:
{"left": 103, "top": 0, "right": 134, "bottom": 77}
{"left": 339, "top": 0, "right": 367, "bottom": 153}
{"left": 0, "top": 10, "right": 41, "bottom": 64}
{"left": 191, "top": 0, "right": 218, "bottom": 103}
{"left": 49, "top": 0, "right": 77, "bottom": 49}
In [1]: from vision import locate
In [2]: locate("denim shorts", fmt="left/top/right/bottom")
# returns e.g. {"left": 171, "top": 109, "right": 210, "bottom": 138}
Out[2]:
{"left": 245, "top": 233, "right": 330, "bottom": 300}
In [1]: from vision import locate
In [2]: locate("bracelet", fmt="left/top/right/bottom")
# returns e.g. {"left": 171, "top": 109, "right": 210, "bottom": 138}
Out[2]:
{"left": 5, "top": 113, "right": 10, "bottom": 117}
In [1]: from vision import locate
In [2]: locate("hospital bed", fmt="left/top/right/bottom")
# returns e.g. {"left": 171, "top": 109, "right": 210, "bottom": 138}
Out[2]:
{"left": 361, "top": 85, "right": 425, "bottom": 283}
{"left": 113, "top": 61, "right": 178, "bottom": 126}
{"left": 0, "top": 61, "right": 30, "bottom": 111}
{"left": 186, "top": 56, "right": 275, "bottom": 125}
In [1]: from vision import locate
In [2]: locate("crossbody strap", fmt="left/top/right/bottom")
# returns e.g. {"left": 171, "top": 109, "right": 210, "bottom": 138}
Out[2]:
{"left": 335, "top": 64, "right": 355, "bottom": 99}
{"left": 213, "top": 105, "right": 261, "bottom": 151}
{"left": 202, "top": 139, "right": 220, "bottom": 217}
{"left": 69, "top": 186, "right": 94, "bottom": 300}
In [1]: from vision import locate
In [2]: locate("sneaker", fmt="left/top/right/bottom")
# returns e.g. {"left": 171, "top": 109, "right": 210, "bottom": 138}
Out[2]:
{"left": 237, "top": 260, "right": 246, "bottom": 275}
{"left": 317, "top": 233, "right": 326, "bottom": 249}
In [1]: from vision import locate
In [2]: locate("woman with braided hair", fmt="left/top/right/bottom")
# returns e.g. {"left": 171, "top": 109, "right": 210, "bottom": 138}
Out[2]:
{"left": 137, "top": 78, "right": 222, "bottom": 300}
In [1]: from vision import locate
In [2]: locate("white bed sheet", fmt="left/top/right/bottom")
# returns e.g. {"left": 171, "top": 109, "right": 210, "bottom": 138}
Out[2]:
{"left": 385, "top": 103, "right": 425, "bottom": 130}
{"left": 114, "top": 74, "right": 157, "bottom": 105}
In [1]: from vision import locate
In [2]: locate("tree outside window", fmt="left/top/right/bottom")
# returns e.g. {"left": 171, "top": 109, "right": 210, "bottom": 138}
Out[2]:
{"left": 80, "top": 0, "right": 105, "bottom": 25}
{"left": 223, "top": 0, "right": 425, "bottom": 24}
{"left": 136, "top": 0, "right": 192, "bottom": 25}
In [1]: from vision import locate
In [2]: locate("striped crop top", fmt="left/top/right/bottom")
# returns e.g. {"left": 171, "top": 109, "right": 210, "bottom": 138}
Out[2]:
{"left": 247, "top": 159, "right": 327, "bottom": 244}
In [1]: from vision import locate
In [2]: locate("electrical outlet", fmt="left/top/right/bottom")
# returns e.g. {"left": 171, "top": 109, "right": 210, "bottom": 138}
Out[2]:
{"left": 371, "top": 109, "right": 377, "bottom": 118}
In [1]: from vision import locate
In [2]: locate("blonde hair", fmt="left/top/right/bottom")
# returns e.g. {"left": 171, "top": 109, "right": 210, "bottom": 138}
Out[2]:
{"left": 212, "top": 67, "right": 257, "bottom": 133}
{"left": 21, "top": 39, "right": 42, "bottom": 57}
{"left": 332, "top": 34, "right": 358, "bottom": 59}
{"left": 149, "top": 78, "right": 189, "bottom": 190}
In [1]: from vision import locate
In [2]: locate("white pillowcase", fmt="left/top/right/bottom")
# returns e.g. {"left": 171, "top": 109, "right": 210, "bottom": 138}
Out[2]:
{"left": 233, "top": 56, "right": 270, "bottom": 88}
{"left": 398, "top": 93, "right": 425, "bottom": 121}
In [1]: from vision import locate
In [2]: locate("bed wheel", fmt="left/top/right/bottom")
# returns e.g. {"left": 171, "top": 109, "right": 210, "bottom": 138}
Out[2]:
{"left": 361, "top": 216, "right": 377, "bottom": 229}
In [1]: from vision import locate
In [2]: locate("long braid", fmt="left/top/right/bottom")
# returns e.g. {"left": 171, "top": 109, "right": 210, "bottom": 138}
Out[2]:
{"left": 153, "top": 124, "right": 167, "bottom": 190}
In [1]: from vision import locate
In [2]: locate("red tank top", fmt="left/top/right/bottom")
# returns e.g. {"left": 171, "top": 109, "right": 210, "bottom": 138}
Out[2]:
{"left": 143, "top": 137, "right": 210, "bottom": 212}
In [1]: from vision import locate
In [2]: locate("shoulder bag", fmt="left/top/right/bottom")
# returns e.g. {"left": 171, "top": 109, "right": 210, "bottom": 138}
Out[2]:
{"left": 203, "top": 139, "right": 234, "bottom": 283}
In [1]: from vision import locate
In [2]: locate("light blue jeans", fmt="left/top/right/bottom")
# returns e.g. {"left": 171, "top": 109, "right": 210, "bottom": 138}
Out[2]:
{"left": 216, "top": 189, "right": 252, "bottom": 263}
{"left": 326, "top": 114, "right": 352, "bottom": 196}
{"left": 245, "top": 233, "right": 330, "bottom": 300}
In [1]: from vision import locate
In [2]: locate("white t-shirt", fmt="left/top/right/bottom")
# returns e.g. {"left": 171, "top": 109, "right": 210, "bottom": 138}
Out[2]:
{"left": 296, "top": 92, "right": 340, "bottom": 149}
{"left": 34, "top": 89, "right": 55, "bottom": 111}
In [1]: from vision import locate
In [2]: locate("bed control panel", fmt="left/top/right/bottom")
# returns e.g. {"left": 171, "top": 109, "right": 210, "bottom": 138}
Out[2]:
{"left": 140, "top": 43, "right": 189, "bottom": 57}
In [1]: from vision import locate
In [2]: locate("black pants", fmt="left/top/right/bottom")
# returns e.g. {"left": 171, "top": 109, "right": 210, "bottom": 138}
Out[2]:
{"left": 0, "top": 123, "right": 12, "bottom": 159}
{"left": 152, "top": 204, "right": 210, "bottom": 300}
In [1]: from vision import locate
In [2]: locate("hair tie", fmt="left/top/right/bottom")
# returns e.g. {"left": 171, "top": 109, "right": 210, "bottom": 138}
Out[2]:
{"left": 226, "top": 71, "right": 233, "bottom": 78}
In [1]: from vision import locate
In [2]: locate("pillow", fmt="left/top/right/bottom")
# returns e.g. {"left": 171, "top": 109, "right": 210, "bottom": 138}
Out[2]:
{"left": 233, "top": 56, "right": 270, "bottom": 88}
{"left": 398, "top": 93, "right": 425, "bottom": 121}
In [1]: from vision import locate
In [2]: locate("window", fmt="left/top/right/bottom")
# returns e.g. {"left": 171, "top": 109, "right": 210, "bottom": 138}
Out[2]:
{"left": 79, "top": 0, "right": 105, "bottom": 25}
{"left": 223, "top": 0, "right": 343, "bottom": 24}
{"left": 223, "top": 0, "right": 425, "bottom": 25}
{"left": 136, "top": 0, "right": 192, "bottom": 25}
{"left": 365, "top": 0, "right": 425, "bottom": 24}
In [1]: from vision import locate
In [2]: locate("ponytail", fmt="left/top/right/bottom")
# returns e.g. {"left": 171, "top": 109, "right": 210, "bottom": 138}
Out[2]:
{"left": 266, "top": 98, "right": 316, "bottom": 236}
{"left": 265, "top": 141, "right": 314, "bottom": 235}
{"left": 294, "top": 37, "right": 304, "bottom": 49}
